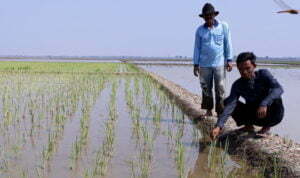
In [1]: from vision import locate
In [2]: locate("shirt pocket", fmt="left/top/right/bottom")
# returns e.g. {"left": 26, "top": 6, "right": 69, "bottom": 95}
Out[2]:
{"left": 213, "top": 34, "right": 223, "bottom": 45}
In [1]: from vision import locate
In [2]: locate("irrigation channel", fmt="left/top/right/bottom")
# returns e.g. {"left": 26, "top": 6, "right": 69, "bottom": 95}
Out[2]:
{"left": 0, "top": 61, "right": 297, "bottom": 177}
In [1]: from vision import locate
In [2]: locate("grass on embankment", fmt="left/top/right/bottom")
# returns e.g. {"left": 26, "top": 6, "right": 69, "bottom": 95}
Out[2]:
{"left": 0, "top": 62, "right": 140, "bottom": 73}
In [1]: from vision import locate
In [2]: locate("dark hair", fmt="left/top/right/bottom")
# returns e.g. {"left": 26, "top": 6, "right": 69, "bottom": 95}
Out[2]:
{"left": 236, "top": 52, "right": 256, "bottom": 65}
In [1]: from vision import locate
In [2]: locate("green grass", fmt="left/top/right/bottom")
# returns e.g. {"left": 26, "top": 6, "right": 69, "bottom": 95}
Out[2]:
{"left": 0, "top": 62, "right": 138, "bottom": 73}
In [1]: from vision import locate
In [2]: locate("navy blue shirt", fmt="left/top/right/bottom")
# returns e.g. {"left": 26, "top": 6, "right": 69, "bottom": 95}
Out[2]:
{"left": 216, "top": 69, "right": 284, "bottom": 128}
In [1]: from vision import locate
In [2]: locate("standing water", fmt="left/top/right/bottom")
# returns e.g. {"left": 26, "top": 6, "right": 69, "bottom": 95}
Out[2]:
{"left": 0, "top": 62, "right": 266, "bottom": 177}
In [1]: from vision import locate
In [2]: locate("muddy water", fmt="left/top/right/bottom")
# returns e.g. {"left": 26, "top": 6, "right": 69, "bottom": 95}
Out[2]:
{"left": 0, "top": 72, "right": 262, "bottom": 177}
{"left": 140, "top": 65, "right": 300, "bottom": 143}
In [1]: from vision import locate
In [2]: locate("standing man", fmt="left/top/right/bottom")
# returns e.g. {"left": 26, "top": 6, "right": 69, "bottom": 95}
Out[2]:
{"left": 211, "top": 52, "right": 284, "bottom": 139}
{"left": 193, "top": 3, "right": 233, "bottom": 116}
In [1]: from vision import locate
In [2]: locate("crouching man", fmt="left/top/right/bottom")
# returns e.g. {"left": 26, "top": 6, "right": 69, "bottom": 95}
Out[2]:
{"left": 211, "top": 52, "right": 284, "bottom": 139}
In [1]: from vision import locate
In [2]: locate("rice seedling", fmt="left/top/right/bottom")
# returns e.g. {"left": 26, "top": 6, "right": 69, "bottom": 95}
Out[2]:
{"left": 0, "top": 62, "right": 110, "bottom": 176}
{"left": 172, "top": 113, "right": 187, "bottom": 178}
{"left": 21, "top": 169, "right": 28, "bottom": 178}
{"left": 124, "top": 76, "right": 167, "bottom": 178}
{"left": 69, "top": 78, "right": 107, "bottom": 171}
{"left": 0, "top": 61, "right": 121, "bottom": 73}
{"left": 89, "top": 80, "right": 119, "bottom": 177}
{"left": 125, "top": 77, "right": 142, "bottom": 140}
{"left": 129, "top": 124, "right": 155, "bottom": 178}
{"left": 0, "top": 62, "right": 276, "bottom": 177}
{"left": 270, "top": 156, "right": 283, "bottom": 178}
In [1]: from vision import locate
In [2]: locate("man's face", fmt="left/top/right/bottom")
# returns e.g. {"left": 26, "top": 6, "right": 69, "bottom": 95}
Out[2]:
{"left": 202, "top": 14, "right": 215, "bottom": 26}
{"left": 237, "top": 60, "right": 256, "bottom": 79}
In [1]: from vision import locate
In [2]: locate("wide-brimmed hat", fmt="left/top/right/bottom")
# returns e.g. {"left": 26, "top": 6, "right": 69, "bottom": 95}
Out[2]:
{"left": 199, "top": 3, "right": 219, "bottom": 17}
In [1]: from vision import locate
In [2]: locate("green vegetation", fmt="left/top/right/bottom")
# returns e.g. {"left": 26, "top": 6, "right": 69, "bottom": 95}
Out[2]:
{"left": 0, "top": 61, "right": 284, "bottom": 177}
{"left": 0, "top": 61, "right": 122, "bottom": 73}
{"left": 90, "top": 80, "right": 119, "bottom": 177}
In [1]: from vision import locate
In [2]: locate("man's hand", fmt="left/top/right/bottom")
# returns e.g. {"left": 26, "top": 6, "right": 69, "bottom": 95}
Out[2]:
{"left": 226, "top": 61, "right": 233, "bottom": 72}
{"left": 211, "top": 127, "right": 221, "bottom": 140}
{"left": 193, "top": 66, "right": 200, "bottom": 77}
{"left": 257, "top": 106, "right": 267, "bottom": 119}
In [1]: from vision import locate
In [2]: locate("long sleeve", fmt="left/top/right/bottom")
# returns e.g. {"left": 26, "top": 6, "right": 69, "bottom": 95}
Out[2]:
{"left": 260, "top": 70, "right": 284, "bottom": 106}
{"left": 216, "top": 82, "right": 239, "bottom": 128}
{"left": 222, "top": 22, "right": 233, "bottom": 62}
{"left": 193, "top": 28, "right": 201, "bottom": 67}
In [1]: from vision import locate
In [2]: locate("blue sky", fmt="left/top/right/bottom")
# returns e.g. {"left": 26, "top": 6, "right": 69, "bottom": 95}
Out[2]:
{"left": 0, "top": 0, "right": 299, "bottom": 57}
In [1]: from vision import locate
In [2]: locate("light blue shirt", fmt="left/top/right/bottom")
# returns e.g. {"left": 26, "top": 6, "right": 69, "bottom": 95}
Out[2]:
{"left": 193, "top": 20, "right": 233, "bottom": 67}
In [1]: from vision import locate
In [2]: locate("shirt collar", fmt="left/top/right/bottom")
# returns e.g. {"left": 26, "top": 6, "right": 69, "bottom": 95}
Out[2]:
{"left": 204, "top": 19, "right": 219, "bottom": 28}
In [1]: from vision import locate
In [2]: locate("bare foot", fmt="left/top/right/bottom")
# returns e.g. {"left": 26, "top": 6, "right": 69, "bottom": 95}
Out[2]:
{"left": 257, "top": 127, "right": 271, "bottom": 134}
{"left": 238, "top": 125, "right": 255, "bottom": 132}
{"left": 256, "top": 127, "right": 271, "bottom": 138}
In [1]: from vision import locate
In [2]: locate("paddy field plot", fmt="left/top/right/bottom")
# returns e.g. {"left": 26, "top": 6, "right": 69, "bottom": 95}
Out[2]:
{"left": 0, "top": 62, "right": 264, "bottom": 178}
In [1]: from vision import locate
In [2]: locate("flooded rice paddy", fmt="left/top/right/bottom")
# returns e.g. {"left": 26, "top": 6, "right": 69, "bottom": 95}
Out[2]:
{"left": 140, "top": 64, "right": 300, "bottom": 143}
{"left": 0, "top": 62, "right": 267, "bottom": 177}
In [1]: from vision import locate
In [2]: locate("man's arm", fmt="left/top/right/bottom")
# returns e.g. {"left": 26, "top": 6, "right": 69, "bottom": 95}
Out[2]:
{"left": 211, "top": 82, "right": 239, "bottom": 139}
{"left": 223, "top": 22, "right": 233, "bottom": 71}
{"left": 193, "top": 28, "right": 201, "bottom": 77}
{"left": 215, "top": 82, "right": 239, "bottom": 128}
{"left": 260, "top": 69, "right": 284, "bottom": 107}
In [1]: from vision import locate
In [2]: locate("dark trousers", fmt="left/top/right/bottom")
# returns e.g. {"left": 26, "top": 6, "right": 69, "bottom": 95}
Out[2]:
{"left": 226, "top": 99, "right": 284, "bottom": 127}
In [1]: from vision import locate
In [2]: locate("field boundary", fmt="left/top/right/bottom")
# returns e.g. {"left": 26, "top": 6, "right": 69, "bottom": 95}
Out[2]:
{"left": 137, "top": 66, "right": 300, "bottom": 177}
